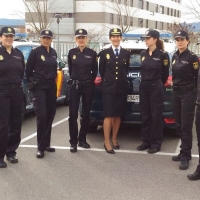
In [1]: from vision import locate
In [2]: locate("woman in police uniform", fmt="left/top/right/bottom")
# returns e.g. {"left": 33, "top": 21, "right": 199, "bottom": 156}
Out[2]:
{"left": 68, "top": 29, "right": 98, "bottom": 153}
{"left": 0, "top": 26, "right": 25, "bottom": 168}
{"left": 137, "top": 29, "right": 170, "bottom": 154}
{"left": 26, "top": 29, "right": 57, "bottom": 159}
{"left": 171, "top": 30, "right": 199, "bottom": 170}
{"left": 99, "top": 28, "right": 130, "bottom": 154}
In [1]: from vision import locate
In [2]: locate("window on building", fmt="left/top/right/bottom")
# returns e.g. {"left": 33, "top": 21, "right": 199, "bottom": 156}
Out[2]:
{"left": 177, "top": 10, "right": 180, "bottom": 17}
{"left": 124, "top": 0, "right": 127, "bottom": 5}
{"left": 167, "top": 7, "right": 169, "bottom": 15}
{"left": 155, "top": 21, "right": 158, "bottom": 29}
{"left": 146, "top": 19, "right": 148, "bottom": 28}
{"left": 171, "top": 9, "right": 173, "bottom": 16}
{"left": 66, "top": 13, "right": 73, "bottom": 18}
{"left": 110, "top": 13, "right": 114, "bottom": 24}
{"left": 160, "top": 6, "right": 164, "bottom": 14}
{"left": 155, "top": 4, "right": 158, "bottom": 13}
{"left": 138, "top": 0, "right": 143, "bottom": 9}
{"left": 146, "top": 2, "right": 149, "bottom": 10}
{"left": 124, "top": 16, "right": 127, "bottom": 26}
{"left": 138, "top": 18, "right": 143, "bottom": 27}
{"left": 130, "top": 17, "right": 133, "bottom": 26}
{"left": 118, "top": 0, "right": 121, "bottom": 4}
{"left": 117, "top": 15, "right": 121, "bottom": 25}
{"left": 130, "top": 0, "right": 134, "bottom": 7}
{"left": 174, "top": 9, "right": 176, "bottom": 17}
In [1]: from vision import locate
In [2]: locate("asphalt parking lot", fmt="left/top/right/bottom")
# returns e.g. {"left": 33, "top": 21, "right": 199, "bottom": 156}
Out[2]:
{"left": 0, "top": 105, "right": 200, "bottom": 200}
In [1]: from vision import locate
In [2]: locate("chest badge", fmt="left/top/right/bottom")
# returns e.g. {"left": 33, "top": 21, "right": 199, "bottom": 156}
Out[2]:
{"left": 106, "top": 54, "right": 110, "bottom": 59}
{"left": 142, "top": 56, "right": 145, "bottom": 61}
{"left": 41, "top": 55, "right": 45, "bottom": 61}
{"left": 172, "top": 60, "right": 176, "bottom": 64}
{"left": 0, "top": 55, "right": 3, "bottom": 60}
{"left": 163, "top": 59, "right": 168, "bottom": 66}
{"left": 73, "top": 55, "right": 76, "bottom": 60}
{"left": 193, "top": 62, "right": 199, "bottom": 69}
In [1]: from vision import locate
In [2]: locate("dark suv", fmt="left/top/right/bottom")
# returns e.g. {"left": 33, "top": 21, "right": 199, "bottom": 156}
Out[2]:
{"left": 88, "top": 40, "right": 176, "bottom": 132}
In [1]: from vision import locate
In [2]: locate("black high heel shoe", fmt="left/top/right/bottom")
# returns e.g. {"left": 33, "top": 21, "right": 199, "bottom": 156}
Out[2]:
{"left": 112, "top": 141, "right": 120, "bottom": 150}
{"left": 104, "top": 144, "right": 115, "bottom": 154}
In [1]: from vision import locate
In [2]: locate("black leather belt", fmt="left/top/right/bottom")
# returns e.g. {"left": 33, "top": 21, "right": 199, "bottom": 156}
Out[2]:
{"left": 0, "top": 84, "right": 21, "bottom": 89}
{"left": 172, "top": 84, "right": 195, "bottom": 91}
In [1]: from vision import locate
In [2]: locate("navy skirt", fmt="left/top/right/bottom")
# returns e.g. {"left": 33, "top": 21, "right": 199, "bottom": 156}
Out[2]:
{"left": 103, "top": 94, "right": 127, "bottom": 117}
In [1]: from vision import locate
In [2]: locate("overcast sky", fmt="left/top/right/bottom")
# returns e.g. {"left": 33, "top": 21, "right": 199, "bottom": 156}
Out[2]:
{"left": 0, "top": 0, "right": 198, "bottom": 23}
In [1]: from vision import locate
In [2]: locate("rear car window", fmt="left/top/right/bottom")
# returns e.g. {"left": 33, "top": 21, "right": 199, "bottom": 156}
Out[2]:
{"left": 15, "top": 46, "right": 33, "bottom": 61}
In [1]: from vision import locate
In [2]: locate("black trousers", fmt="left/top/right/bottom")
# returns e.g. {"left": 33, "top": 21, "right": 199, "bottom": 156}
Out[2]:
{"left": 0, "top": 86, "right": 23, "bottom": 160}
{"left": 32, "top": 83, "right": 57, "bottom": 151}
{"left": 139, "top": 80, "right": 164, "bottom": 149}
{"left": 173, "top": 89, "right": 196, "bottom": 161}
{"left": 195, "top": 106, "right": 200, "bottom": 170}
{"left": 69, "top": 84, "right": 94, "bottom": 145}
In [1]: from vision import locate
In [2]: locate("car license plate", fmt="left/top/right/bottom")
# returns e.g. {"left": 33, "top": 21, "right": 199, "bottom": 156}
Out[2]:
{"left": 127, "top": 95, "right": 139, "bottom": 102}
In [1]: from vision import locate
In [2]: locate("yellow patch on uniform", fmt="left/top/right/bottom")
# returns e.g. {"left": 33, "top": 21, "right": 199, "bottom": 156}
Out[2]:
{"left": 142, "top": 56, "right": 145, "bottom": 61}
{"left": 106, "top": 54, "right": 110, "bottom": 59}
{"left": 0, "top": 55, "right": 3, "bottom": 60}
{"left": 163, "top": 59, "right": 168, "bottom": 66}
{"left": 41, "top": 55, "right": 45, "bottom": 61}
{"left": 193, "top": 62, "right": 199, "bottom": 69}
{"left": 73, "top": 55, "right": 76, "bottom": 60}
{"left": 172, "top": 60, "right": 176, "bottom": 64}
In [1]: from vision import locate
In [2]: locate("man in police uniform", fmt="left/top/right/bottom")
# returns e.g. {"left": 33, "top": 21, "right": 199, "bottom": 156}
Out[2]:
{"left": 68, "top": 29, "right": 98, "bottom": 153}
{"left": 26, "top": 29, "right": 57, "bottom": 158}
{"left": 0, "top": 27, "right": 25, "bottom": 168}
{"left": 172, "top": 30, "right": 199, "bottom": 170}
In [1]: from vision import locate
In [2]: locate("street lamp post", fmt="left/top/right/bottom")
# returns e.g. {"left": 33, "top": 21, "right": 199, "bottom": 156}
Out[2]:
{"left": 55, "top": 14, "right": 62, "bottom": 58}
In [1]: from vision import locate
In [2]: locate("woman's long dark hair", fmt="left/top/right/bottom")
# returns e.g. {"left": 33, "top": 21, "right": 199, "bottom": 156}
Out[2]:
{"left": 156, "top": 38, "right": 164, "bottom": 51}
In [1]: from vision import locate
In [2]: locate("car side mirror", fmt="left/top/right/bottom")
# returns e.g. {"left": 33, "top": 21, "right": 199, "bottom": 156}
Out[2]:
{"left": 58, "top": 62, "right": 65, "bottom": 71}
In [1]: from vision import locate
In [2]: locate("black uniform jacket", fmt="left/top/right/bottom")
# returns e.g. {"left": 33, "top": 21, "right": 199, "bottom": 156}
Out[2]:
{"left": 26, "top": 45, "right": 57, "bottom": 82}
{"left": 0, "top": 45, "right": 25, "bottom": 85}
{"left": 99, "top": 46, "right": 131, "bottom": 95}
{"left": 172, "top": 48, "right": 199, "bottom": 86}
{"left": 140, "top": 48, "right": 170, "bottom": 84}
{"left": 68, "top": 47, "right": 98, "bottom": 82}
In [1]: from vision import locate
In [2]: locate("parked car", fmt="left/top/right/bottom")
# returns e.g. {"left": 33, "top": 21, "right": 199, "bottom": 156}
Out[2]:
{"left": 12, "top": 41, "right": 70, "bottom": 118}
{"left": 87, "top": 40, "right": 177, "bottom": 133}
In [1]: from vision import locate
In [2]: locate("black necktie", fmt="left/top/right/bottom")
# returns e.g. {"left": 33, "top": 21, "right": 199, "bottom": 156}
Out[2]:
{"left": 115, "top": 48, "right": 119, "bottom": 56}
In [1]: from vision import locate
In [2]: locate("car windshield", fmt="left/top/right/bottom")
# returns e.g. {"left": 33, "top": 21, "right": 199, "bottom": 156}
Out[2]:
{"left": 130, "top": 54, "right": 141, "bottom": 67}
{"left": 16, "top": 46, "right": 33, "bottom": 61}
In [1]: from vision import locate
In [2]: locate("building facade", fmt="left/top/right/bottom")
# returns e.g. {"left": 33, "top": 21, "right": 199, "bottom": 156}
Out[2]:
{"left": 25, "top": 0, "right": 182, "bottom": 43}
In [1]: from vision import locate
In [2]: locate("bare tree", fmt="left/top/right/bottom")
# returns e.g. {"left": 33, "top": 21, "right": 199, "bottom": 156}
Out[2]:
{"left": 22, "top": 0, "right": 55, "bottom": 35}
{"left": 100, "top": 0, "right": 139, "bottom": 33}
{"left": 182, "top": 0, "right": 200, "bottom": 21}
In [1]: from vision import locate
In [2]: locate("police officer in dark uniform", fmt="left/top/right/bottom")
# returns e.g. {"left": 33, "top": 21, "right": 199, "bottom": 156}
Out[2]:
{"left": 188, "top": 68, "right": 200, "bottom": 180}
{"left": 0, "top": 26, "right": 25, "bottom": 168}
{"left": 171, "top": 30, "right": 199, "bottom": 170}
{"left": 99, "top": 28, "right": 131, "bottom": 154}
{"left": 68, "top": 29, "right": 98, "bottom": 153}
{"left": 26, "top": 30, "right": 57, "bottom": 158}
{"left": 137, "top": 29, "right": 170, "bottom": 154}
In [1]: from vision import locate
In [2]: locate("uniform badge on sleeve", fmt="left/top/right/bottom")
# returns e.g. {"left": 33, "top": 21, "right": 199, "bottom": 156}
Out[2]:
{"left": 41, "top": 55, "right": 45, "bottom": 61}
{"left": 142, "top": 56, "right": 145, "bottom": 61}
{"left": 106, "top": 54, "right": 110, "bottom": 59}
{"left": 163, "top": 59, "right": 168, "bottom": 66}
{"left": 0, "top": 55, "right": 3, "bottom": 60}
{"left": 73, "top": 55, "right": 76, "bottom": 60}
{"left": 193, "top": 62, "right": 199, "bottom": 69}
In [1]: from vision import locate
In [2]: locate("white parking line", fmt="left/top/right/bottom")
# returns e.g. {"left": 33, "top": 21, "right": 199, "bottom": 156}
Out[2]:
{"left": 20, "top": 117, "right": 69, "bottom": 144}
{"left": 19, "top": 144, "right": 199, "bottom": 157}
